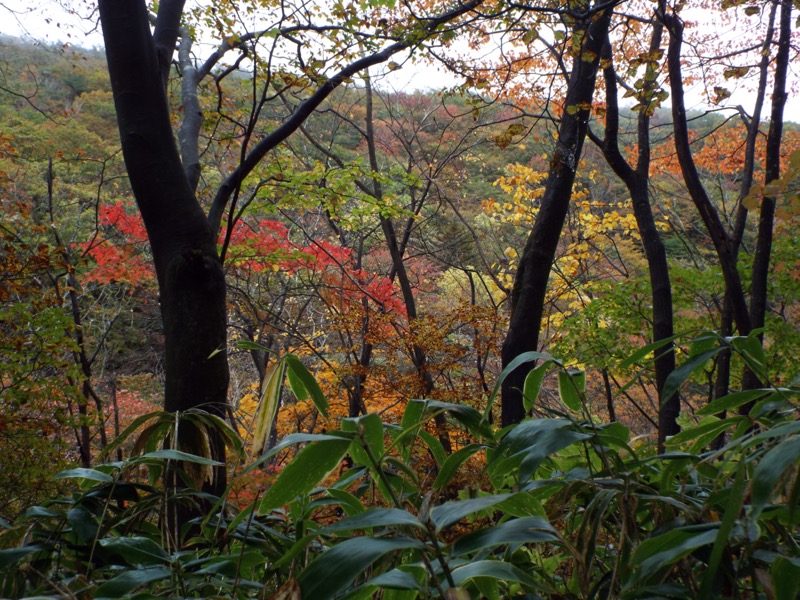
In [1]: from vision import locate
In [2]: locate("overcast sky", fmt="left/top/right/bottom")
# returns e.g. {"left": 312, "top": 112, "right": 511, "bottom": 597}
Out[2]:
{"left": 1, "top": 1, "right": 797, "bottom": 123}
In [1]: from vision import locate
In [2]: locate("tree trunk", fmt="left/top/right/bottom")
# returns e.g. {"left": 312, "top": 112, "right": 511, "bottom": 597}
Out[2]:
{"left": 590, "top": 10, "right": 679, "bottom": 450}
{"left": 99, "top": 0, "right": 229, "bottom": 494}
{"left": 741, "top": 0, "right": 791, "bottom": 399}
{"left": 500, "top": 5, "right": 613, "bottom": 427}
{"left": 664, "top": 13, "right": 752, "bottom": 336}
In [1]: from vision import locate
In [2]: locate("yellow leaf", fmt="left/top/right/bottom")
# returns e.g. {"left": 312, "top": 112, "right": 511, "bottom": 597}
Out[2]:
{"left": 742, "top": 194, "right": 761, "bottom": 210}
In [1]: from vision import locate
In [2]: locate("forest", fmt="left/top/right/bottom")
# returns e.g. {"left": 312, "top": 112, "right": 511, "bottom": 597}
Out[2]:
{"left": 0, "top": 0, "right": 799, "bottom": 597}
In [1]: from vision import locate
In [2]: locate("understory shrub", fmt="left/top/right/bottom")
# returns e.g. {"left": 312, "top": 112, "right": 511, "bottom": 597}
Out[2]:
{"left": 1, "top": 332, "right": 798, "bottom": 599}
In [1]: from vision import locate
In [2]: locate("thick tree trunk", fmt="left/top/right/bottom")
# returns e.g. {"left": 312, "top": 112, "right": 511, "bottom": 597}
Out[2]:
{"left": 500, "top": 6, "right": 613, "bottom": 427}
{"left": 99, "top": 0, "right": 229, "bottom": 494}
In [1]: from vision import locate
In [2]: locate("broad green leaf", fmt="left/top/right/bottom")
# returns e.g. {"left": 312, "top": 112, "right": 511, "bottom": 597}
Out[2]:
{"left": 100, "top": 536, "right": 170, "bottom": 566}
{"left": 666, "top": 417, "right": 746, "bottom": 452}
{"left": 430, "top": 493, "right": 518, "bottom": 533}
{"left": 54, "top": 468, "right": 113, "bottom": 483}
{"left": 67, "top": 507, "right": 97, "bottom": 543}
{"left": 662, "top": 347, "right": 725, "bottom": 406}
{"left": 489, "top": 419, "right": 589, "bottom": 483}
{"left": 696, "top": 389, "right": 775, "bottom": 416}
{"left": 751, "top": 436, "right": 800, "bottom": 519}
{"left": 618, "top": 334, "right": 683, "bottom": 370}
{"left": 433, "top": 443, "right": 485, "bottom": 491}
{"left": 772, "top": 556, "right": 800, "bottom": 600}
{"left": 251, "top": 358, "right": 285, "bottom": 457}
{"left": 94, "top": 566, "right": 171, "bottom": 598}
{"left": 298, "top": 537, "right": 425, "bottom": 600}
{"left": 249, "top": 433, "right": 353, "bottom": 470}
{"left": 729, "top": 334, "right": 767, "bottom": 377}
{"left": 323, "top": 508, "right": 424, "bottom": 533}
{"left": 270, "top": 533, "right": 319, "bottom": 571}
{"left": 484, "top": 351, "right": 559, "bottom": 421}
{"left": 423, "top": 400, "right": 494, "bottom": 440}
{"left": 451, "top": 516, "right": 559, "bottom": 555}
{"left": 258, "top": 437, "right": 351, "bottom": 514}
{"left": 397, "top": 400, "right": 426, "bottom": 460}
{"left": 629, "top": 525, "right": 719, "bottom": 584}
{"left": 342, "top": 413, "right": 384, "bottom": 468}
{"left": 371, "top": 570, "right": 421, "bottom": 591}
{"left": 522, "top": 361, "right": 553, "bottom": 412}
{"left": 0, "top": 545, "right": 47, "bottom": 569}
{"left": 99, "top": 410, "right": 164, "bottom": 459}
{"left": 698, "top": 461, "right": 747, "bottom": 598}
{"left": 558, "top": 368, "right": 585, "bottom": 412}
{"left": 327, "top": 488, "right": 365, "bottom": 516}
{"left": 285, "top": 353, "right": 329, "bottom": 417}
{"left": 235, "top": 339, "right": 270, "bottom": 351}
{"left": 418, "top": 429, "right": 446, "bottom": 467}
{"left": 133, "top": 449, "right": 222, "bottom": 465}
{"left": 450, "top": 560, "right": 542, "bottom": 590}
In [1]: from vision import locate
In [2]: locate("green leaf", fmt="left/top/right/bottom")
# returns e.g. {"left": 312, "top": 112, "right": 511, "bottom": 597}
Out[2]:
{"left": 235, "top": 339, "right": 276, "bottom": 352}
{"left": 298, "top": 537, "right": 425, "bottom": 600}
{"left": 662, "top": 347, "right": 725, "bottom": 406}
{"left": 67, "top": 507, "right": 97, "bottom": 543}
{"left": 489, "top": 419, "right": 589, "bottom": 483}
{"left": 248, "top": 432, "right": 352, "bottom": 471}
{"left": 430, "top": 493, "right": 517, "bottom": 533}
{"left": 666, "top": 417, "right": 746, "bottom": 452}
{"left": 484, "top": 351, "right": 558, "bottom": 421}
{"left": 699, "top": 461, "right": 747, "bottom": 598}
{"left": 100, "top": 410, "right": 164, "bottom": 460}
{"left": 696, "top": 388, "right": 775, "bottom": 416}
{"left": 397, "top": 400, "right": 425, "bottom": 460}
{"left": 423, "top": 400, "right": 494, "bottom": 440}
{"left": 270, "top": 534, "right": 319, "bottom": 571}
{"left": 730, "top": 334, "right": 767, "bottom": 377}
{"left": 258, "top": 437, "right": 351, "bottom": 514}
{"left": 450, "top": 560, "right": 542, "bottom": 590}
{"left": 94, "top": 566, "right": 171, "bottom": 598}
{"left": 522, "top": 361, "right": 553, "bottom": 412}
{"left": 630, "top": 525, "right": 719, "bottom": 584}
{"left": 751, "top": 435, "right": 800, "bottom": 519}
{"left": 772, "top": 556, "right": 800, "bottom": 600}
{"left": 370, "top": 568, "right": 422, "bottom": 591}
{"left": 558, "top": 368, "right": 585, "bottom": 411}
{"left": 0, "top": 545, "right": 47, "bottom": 569}
{"left": 618, "top": 334, "right": 683, "bottom": 369}
{"left": 451, "top": 516, "right": 559, "bottom": 555}
{"left": 327, "top": 488, "right": 365, "bottom": 516}
{"left": 418, "top": 429, "right": 446, "bottom": 467}
{"left": 323, "top": 508, "right": 424, "bottom": 533}
{"left": 433, "top": 444, "right": 485, "bottom": 491}
{"left": 285, "top": 353, "right": 329, "bottom": 417}
{"left": 54, "top": 468, "right": 114, "bottom": 483}
{"left": 134, "top": 450, "right": 222, "bottom": 465}
{"left": 100, "top": 536, "right": 171, "bottom": 566}
{"left": 343, "top": 413, "right": 385, "bottom": 468}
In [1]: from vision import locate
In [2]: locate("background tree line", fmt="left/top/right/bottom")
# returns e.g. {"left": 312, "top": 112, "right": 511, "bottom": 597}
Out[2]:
{"left": 1, "top": 0, "right": 798, "bottom": 516}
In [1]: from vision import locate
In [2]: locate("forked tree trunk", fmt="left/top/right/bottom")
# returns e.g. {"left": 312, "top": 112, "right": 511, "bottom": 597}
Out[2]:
{"left": 591, "top": 9, "right": 680, "bottom": 450}
{"left": 99, "top": 0, "right": 230, "bottom": 496}
{"left": 501, "top": 6, "right": 613, "bottom": 426}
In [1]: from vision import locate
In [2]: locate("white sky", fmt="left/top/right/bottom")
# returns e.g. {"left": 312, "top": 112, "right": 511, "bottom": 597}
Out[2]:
{"left": 1, "top": 0, "right": 797, "bottom": 122}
